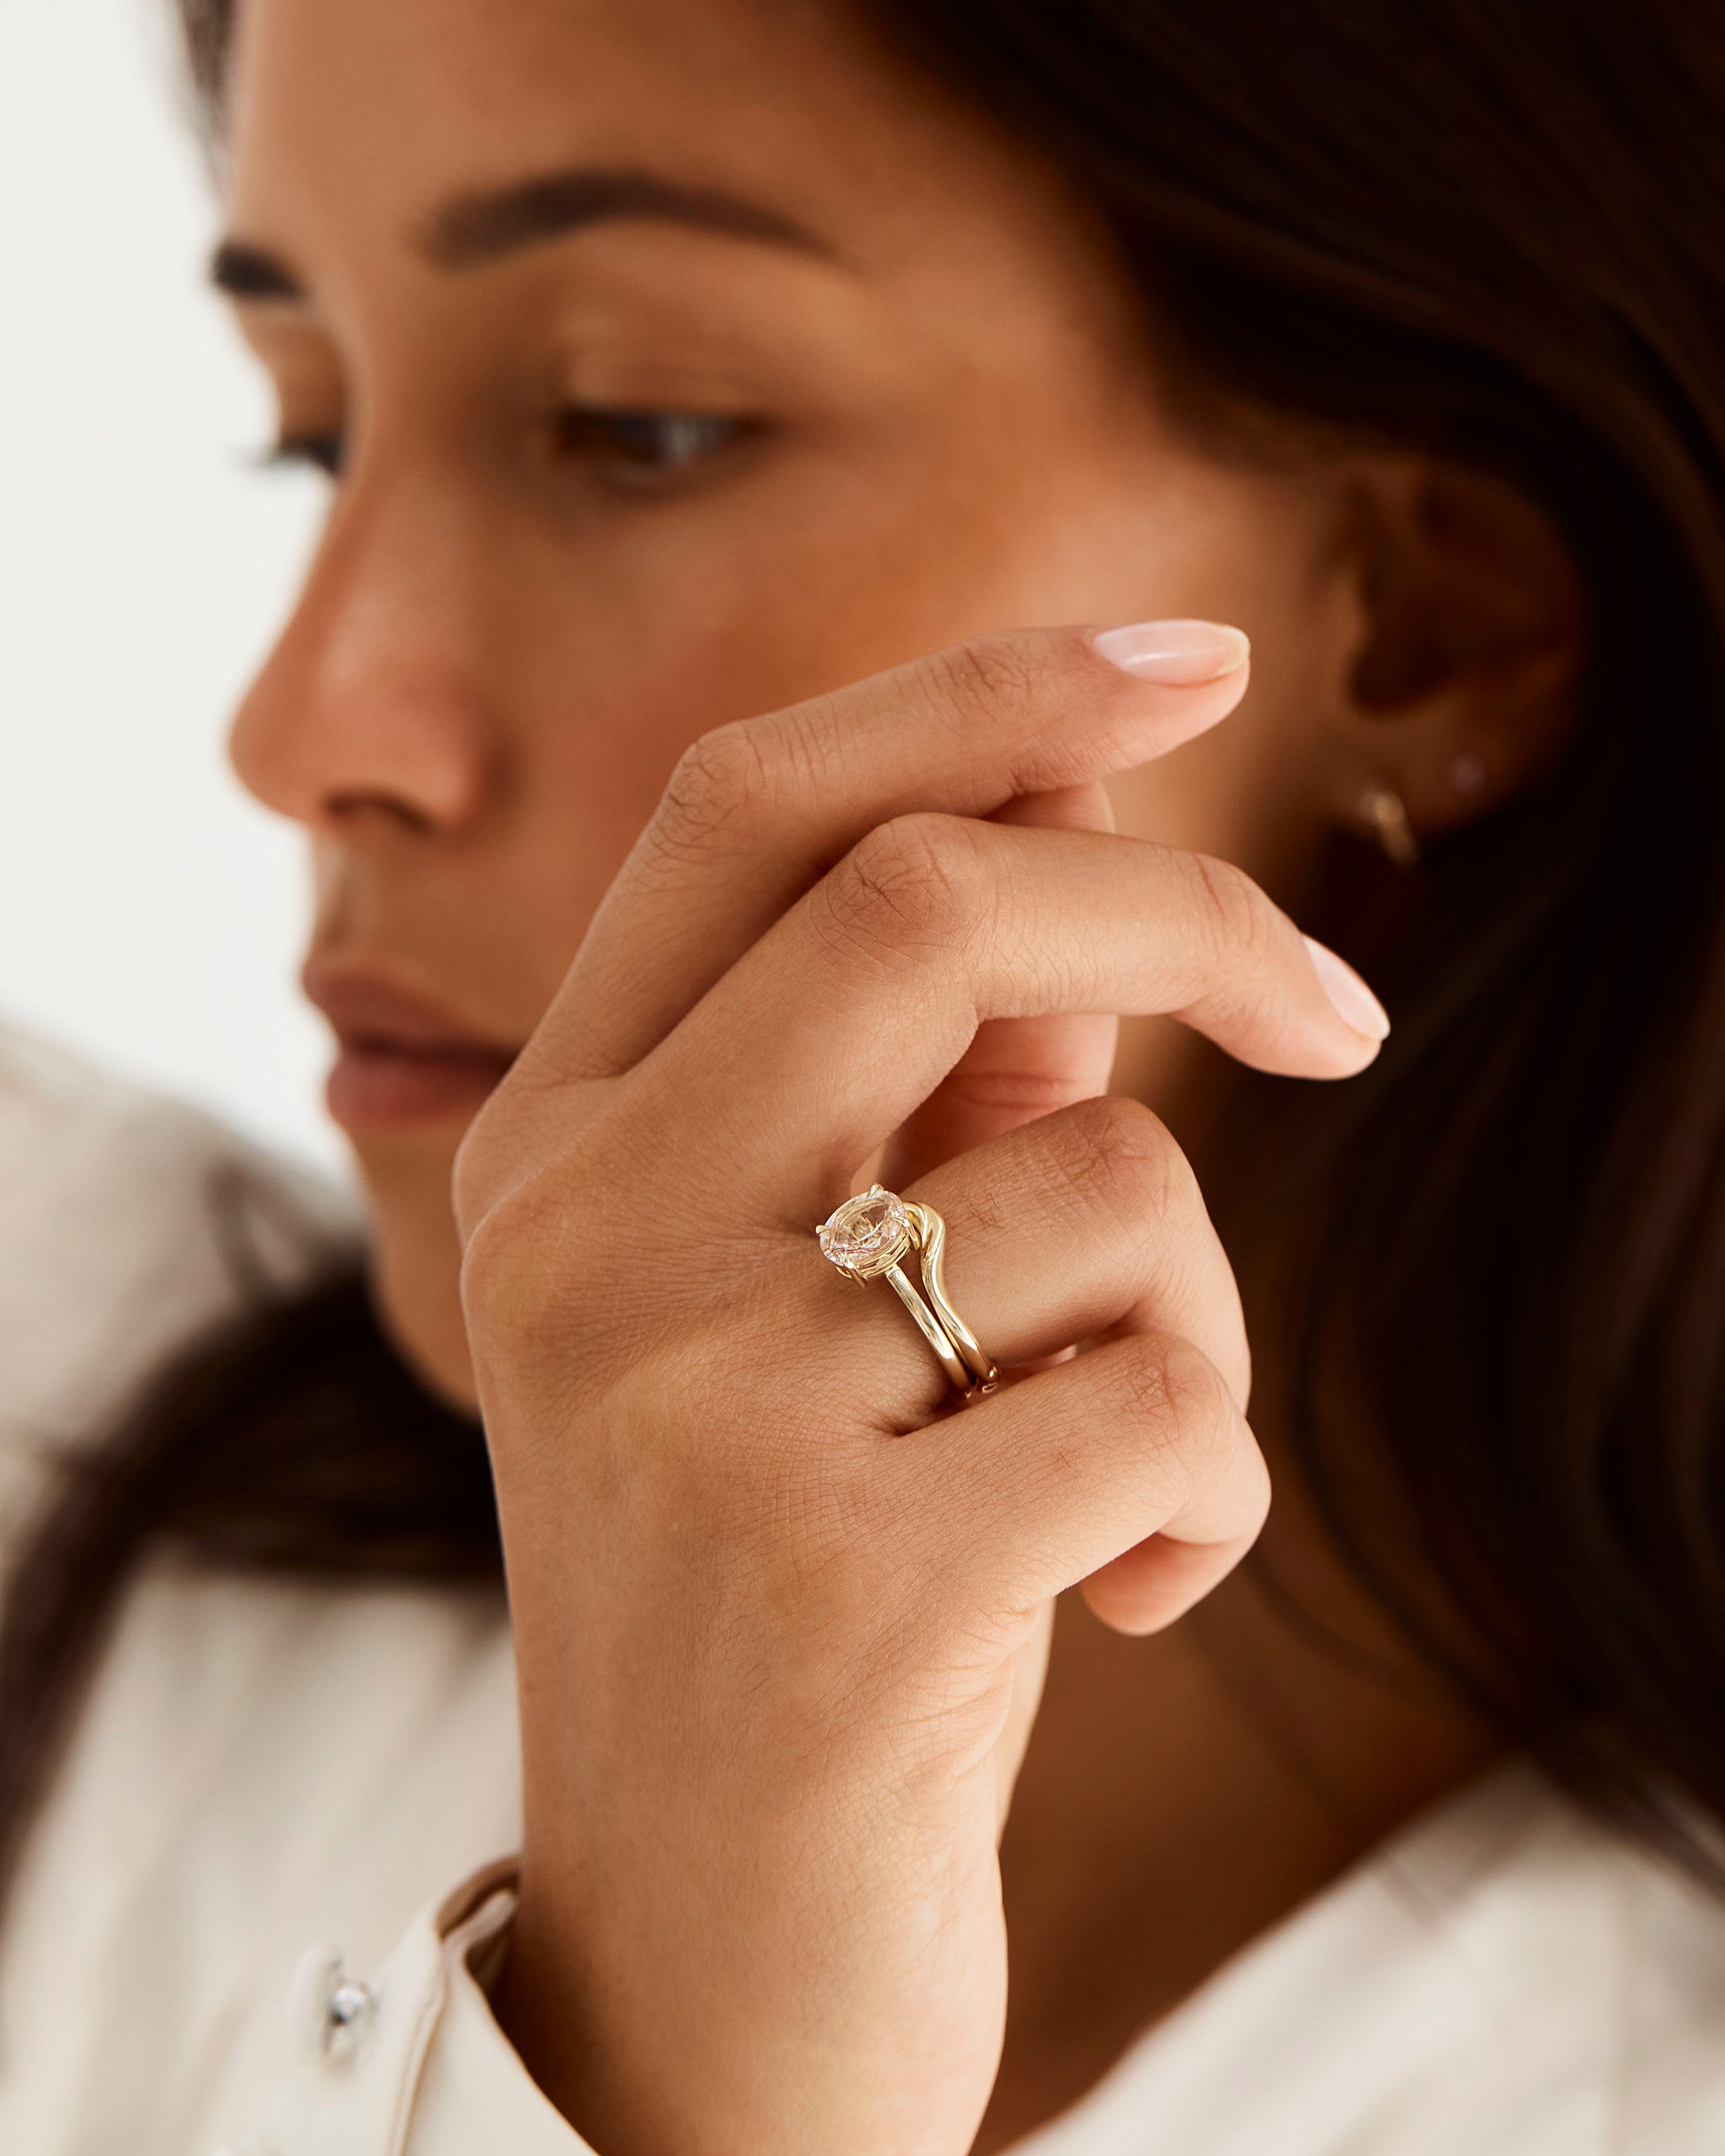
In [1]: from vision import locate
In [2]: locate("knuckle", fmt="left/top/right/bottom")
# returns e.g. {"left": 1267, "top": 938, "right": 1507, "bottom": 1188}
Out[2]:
{"left": 819, "top": 812, "right": 990, "bottom": 964}
{"left": 449, "top": 1081, "right": 534, "bottom": 1248}
{"left": 449, "top": 1122, "right": 496, "bottom": 1249}
{"left": 1118, "top": 1334, "right": 1239, "bottom": 1473}
{"left": 914, "top": 633, "right": 1045, "bottom": 728}
{"left": 453, "top": 1107, "right": 610, "bottom": 1359}
{"left": 456, "top": 1177, "right": 550, "bottom": 1350}
{"left": 457, "top": 1155, "right": 638, "bottom": 1393}
{"left": 1061, "top": 1094, "right": 1196, "bottom": 1243}
{"left": 654, "top": 720, "right": 778, "bottom": 861}
{"left": 1189, "top": 851, "right": 1275, "bottom": 964}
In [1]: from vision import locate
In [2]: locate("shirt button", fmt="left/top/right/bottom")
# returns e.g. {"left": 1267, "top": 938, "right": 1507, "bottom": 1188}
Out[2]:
{"left": 288, "top": 1943, "right": 378, "bottom": 2066}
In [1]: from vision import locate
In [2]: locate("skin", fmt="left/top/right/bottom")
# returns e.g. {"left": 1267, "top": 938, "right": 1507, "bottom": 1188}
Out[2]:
{"left": 219, "top": 0, "right": 1580, "bottom": 2145}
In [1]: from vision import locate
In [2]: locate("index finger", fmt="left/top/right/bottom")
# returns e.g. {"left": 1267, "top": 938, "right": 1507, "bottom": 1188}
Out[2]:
{"left": 529, "top": 620, "right": 1250, "bottom": 1083}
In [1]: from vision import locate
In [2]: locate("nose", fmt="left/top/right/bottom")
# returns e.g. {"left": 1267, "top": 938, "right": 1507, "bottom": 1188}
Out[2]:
{"left": 230, "top": 477, "right": 495, "bottom": 839}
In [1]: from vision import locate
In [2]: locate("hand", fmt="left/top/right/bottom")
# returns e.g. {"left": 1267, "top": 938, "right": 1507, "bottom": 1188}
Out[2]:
{"left": 453, "top": 625, "right": 1385, "bottom": 2156}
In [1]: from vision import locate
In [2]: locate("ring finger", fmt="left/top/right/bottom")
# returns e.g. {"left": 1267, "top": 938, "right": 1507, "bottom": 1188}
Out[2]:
{"left": 812, "top": 1090, "right": 1250, "bottom": 1427}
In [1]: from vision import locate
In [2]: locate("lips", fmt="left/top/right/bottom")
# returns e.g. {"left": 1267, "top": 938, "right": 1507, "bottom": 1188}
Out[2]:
{"left": 302, "top": 961, "right": 521, "bottom": 1136}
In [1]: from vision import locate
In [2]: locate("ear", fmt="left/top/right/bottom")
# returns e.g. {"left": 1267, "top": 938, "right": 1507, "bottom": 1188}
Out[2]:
{"left": 1322, "top": 460, "right": 1582, "bottom": 846}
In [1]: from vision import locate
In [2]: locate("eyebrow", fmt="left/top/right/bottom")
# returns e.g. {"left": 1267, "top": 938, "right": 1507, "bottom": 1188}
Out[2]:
{"left": 210, "top": 163, "right": 829, "bottom": 299}
{"left": 421, "top": 165, "right": 831, "bottom": 269}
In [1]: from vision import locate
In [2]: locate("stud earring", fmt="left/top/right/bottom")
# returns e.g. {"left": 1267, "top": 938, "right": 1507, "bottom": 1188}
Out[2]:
{"left": 1360, "top": 783, "right": 1421, "bottom": 869}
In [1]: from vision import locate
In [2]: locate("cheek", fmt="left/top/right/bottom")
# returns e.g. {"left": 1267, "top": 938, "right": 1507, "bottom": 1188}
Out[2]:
{"left": 471, "top": 412, "right": 1342, "bottom": 1015}
{"left": 1072, "top": 468, "right": 1354, "bottom": 879}
{"left": 499, "top": 433, "right": 1221, "bottom": 795}
{"left": 341, "top": 426, "right": 1339, "bottom": 1402}
{"left": 1103, "top": 535, "right": 1353, "bottom": 903}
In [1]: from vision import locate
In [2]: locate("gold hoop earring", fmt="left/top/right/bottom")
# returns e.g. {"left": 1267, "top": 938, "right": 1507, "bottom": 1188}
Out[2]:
{"left": 1360, "top": 784, "right": 1421, "bottom": 870}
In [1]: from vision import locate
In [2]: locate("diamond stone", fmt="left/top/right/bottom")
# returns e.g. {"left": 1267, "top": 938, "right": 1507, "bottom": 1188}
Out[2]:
{"left": 818, "top": 1185, "right": 913, "bottom": 1280}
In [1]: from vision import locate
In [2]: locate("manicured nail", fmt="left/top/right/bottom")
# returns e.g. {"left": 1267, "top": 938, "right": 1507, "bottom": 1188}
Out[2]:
{"left": 1092, "top": 618, "right": 1250, "bottom": 684}
{"left": 1303, "top": 935, "right": 1391, "bottom": 1041}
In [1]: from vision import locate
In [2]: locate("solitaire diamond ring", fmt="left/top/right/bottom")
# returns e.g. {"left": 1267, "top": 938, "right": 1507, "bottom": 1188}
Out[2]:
{"left": 818, "top": 1185, "right": 999, "bottom": 1402}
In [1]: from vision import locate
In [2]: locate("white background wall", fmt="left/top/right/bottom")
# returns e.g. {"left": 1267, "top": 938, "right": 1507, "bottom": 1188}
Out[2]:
{"left": 1, "top": 0, "right": 341, "bottom": 1171}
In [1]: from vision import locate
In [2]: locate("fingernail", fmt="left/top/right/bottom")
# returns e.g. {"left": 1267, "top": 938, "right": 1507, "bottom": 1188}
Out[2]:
{"left": 1302, "top": 935, "right": 1391, "bottom": 1041}
{"left": 1092, "top": 618, "right": 1250, "bottom": 684}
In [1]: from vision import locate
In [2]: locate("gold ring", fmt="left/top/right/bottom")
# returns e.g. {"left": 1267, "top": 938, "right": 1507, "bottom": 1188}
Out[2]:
{"left": 817, "top": 1185, "right": 1000, "bottom": 1401}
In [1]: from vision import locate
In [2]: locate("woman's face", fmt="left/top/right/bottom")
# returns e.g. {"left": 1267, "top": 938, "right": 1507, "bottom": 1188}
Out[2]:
{"left": 223, "top": 0, "right": 1367, "bottom": 1401}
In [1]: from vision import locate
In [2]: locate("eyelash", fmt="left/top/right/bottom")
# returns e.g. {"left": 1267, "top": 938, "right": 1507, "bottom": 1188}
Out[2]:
{"left": 265, "top": 406, "right": 758, "bottom": 486}
{"left": 266, "top": 434, "right": 343, "bottom": 478}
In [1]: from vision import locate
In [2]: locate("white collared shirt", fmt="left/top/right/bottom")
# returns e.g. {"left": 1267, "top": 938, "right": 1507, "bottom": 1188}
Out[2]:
{"left": 3, "top": 1025, "right": 1722, "bottom": 2155}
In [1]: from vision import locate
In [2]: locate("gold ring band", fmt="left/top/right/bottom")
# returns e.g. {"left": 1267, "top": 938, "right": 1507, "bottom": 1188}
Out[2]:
{"left": 817, "top": 1185, "right": 1000, "bottom": 1401}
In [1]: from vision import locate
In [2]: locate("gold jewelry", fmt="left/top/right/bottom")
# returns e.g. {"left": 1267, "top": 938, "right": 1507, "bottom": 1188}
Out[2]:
{"left": 818, "top": 1186, "right": 999, "bottom": 1400}
{"left": 1361, "top": 783, "right": 1421, "bottom": 869}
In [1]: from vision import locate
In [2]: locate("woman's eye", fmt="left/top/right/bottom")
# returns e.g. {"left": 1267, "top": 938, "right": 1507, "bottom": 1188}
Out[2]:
{"left": 264, "top": 432, "right": 345, "bottom": 479}
{"left": 549, "top": 406, "right": 757, "bottom": 488}
{"left": 253, "top": 410, "right": 754, "bottom": 489}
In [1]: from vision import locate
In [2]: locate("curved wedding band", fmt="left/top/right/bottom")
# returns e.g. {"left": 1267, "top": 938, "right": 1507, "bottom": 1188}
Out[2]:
{"left": 817, "top": 1185, "right": 1000, "bottom": 1401}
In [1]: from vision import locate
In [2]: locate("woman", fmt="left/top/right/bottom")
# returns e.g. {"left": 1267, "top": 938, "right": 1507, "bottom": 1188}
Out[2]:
{"left": 3, "top": 0, "right": 1723, "bottom": 2148}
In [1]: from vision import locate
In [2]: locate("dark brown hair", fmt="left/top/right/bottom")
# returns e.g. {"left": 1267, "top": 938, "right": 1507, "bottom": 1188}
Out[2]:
{"left": 5, "top": 0, "right": 1725, "bottom": 1922}
{"left": 858, "top": 1, "right": 1725, "bottom": 1867}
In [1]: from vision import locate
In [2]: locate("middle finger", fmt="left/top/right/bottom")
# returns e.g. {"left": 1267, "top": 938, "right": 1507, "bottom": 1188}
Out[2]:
{"left": 623, "top": 813, "right": 1387, "bottom": 1219}
{"left": 531, "top": 621, "right": 1250, "bottom": 1081}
